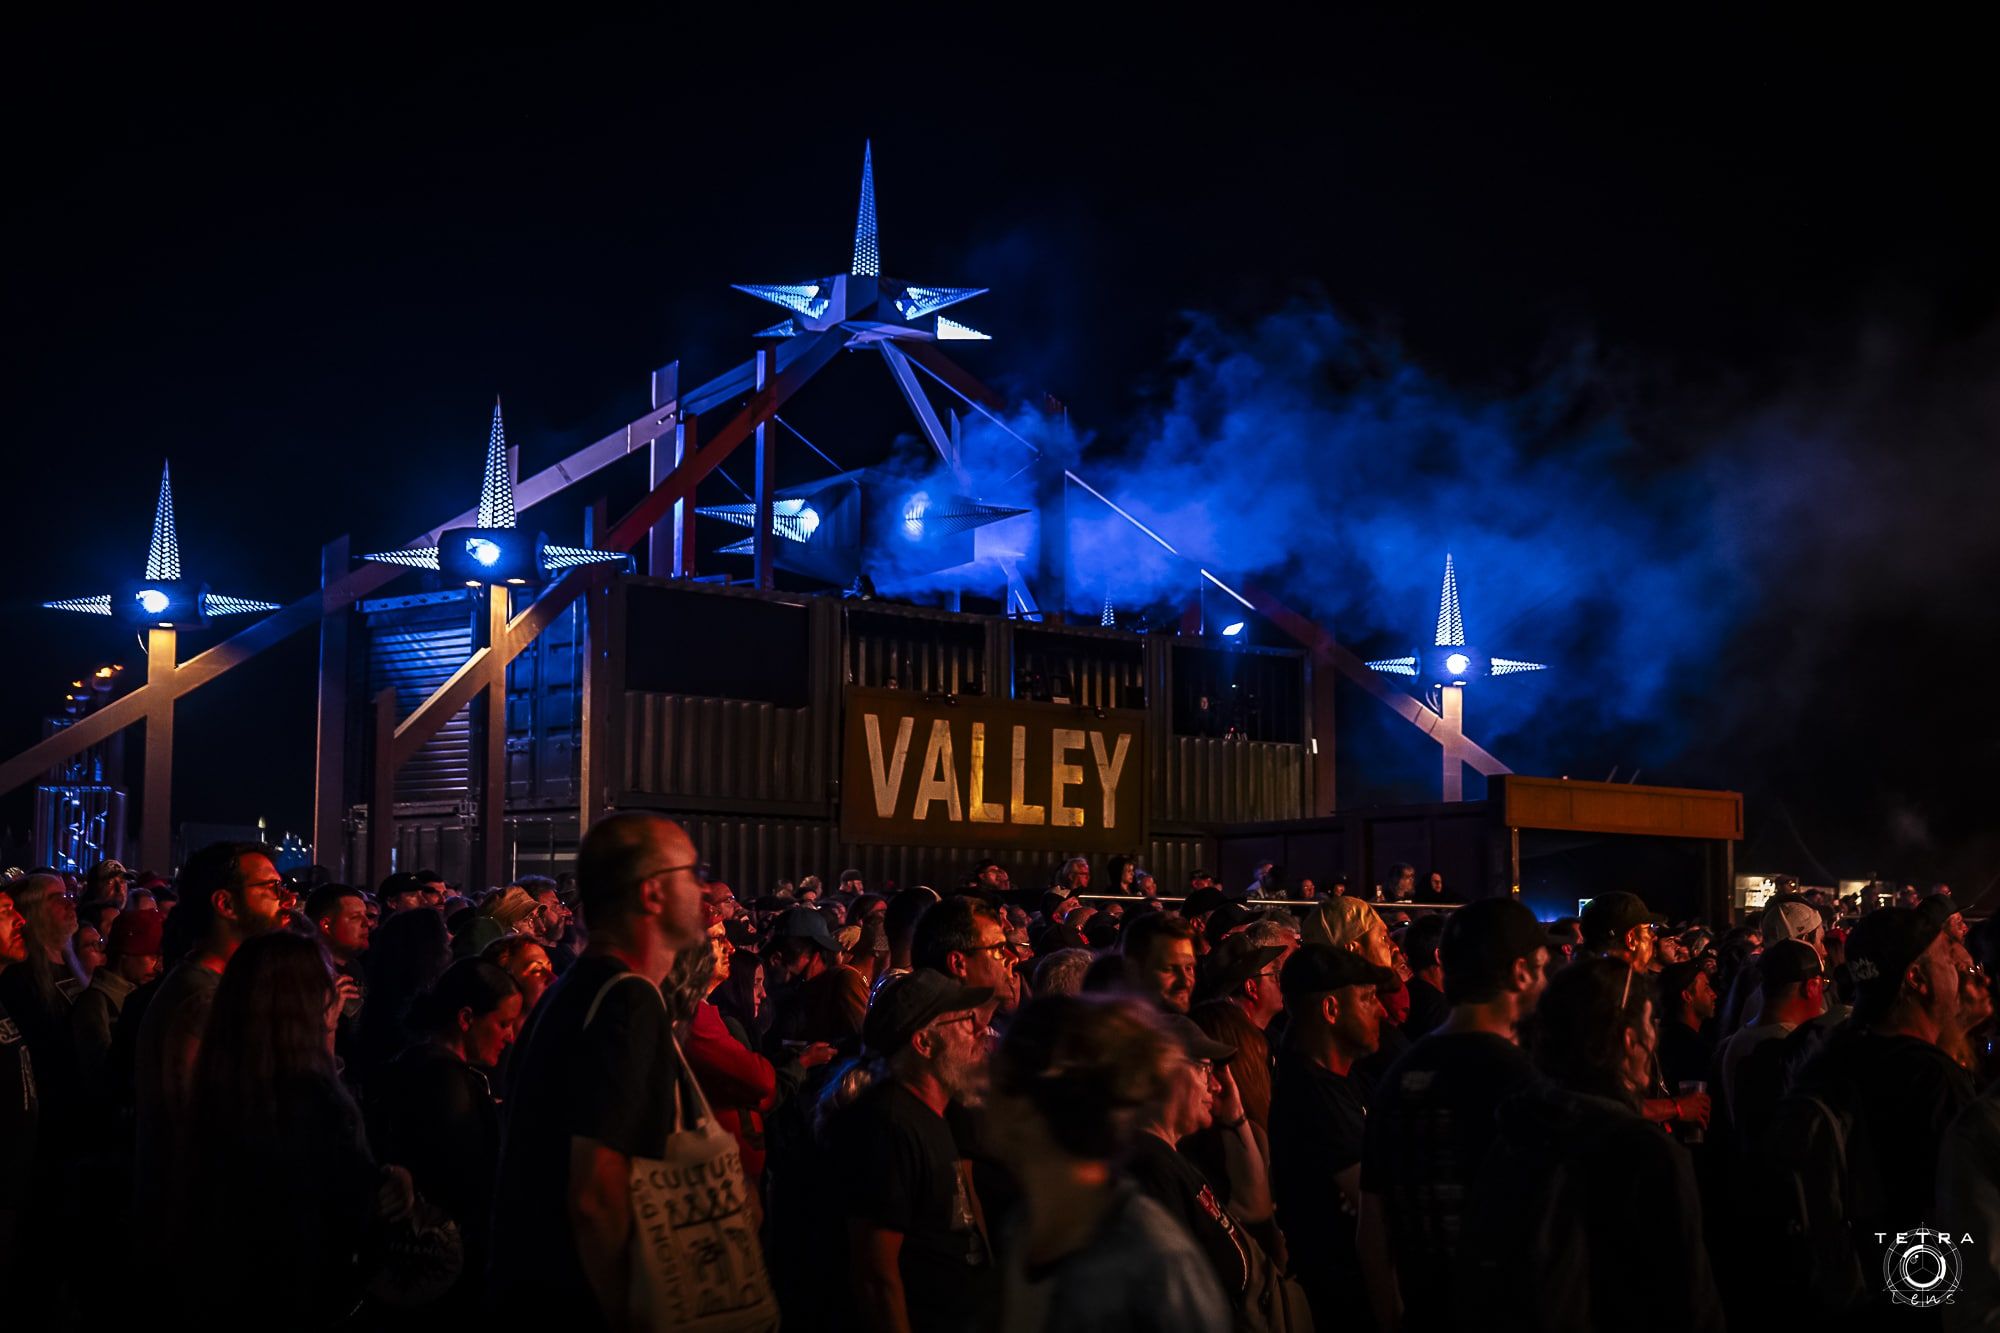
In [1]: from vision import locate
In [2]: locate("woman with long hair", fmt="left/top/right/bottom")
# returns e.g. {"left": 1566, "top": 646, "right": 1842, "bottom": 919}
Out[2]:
{"left": 368, "top": 957, "right": 521, "bottom": 1312}
{"left": 0, "top": 874, "right": 85, "bottom": 1116}
{"left": 183, "top": 930, "right": 412, "bottom": 1328}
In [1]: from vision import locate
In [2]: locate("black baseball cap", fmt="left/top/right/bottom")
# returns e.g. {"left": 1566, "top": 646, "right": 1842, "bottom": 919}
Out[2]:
{"left": 1846, "top": 907, "right": 1943, "bottom": 1012}
{"left": 1279, "top": 945, "right": 1397, "bottom": 1001}
{"left": 1181, "top": 887, "right": 1227, "bottom": 919}
{"left": 772, "top": 907, "right": 839, "bottom": 954}
{"left": 863, "top": 969, "right": 993, "bottom": 1056}
{"left": 1442, "top": 897, "right": 1550, "bottom": 978}
{"left": 1579, "top": 892, "right": 1665, "bottom": 946}
{"left": 1199, "top": 935, "right": 1287, "bottom": 1000}
{"left": 1160, "top": 1012, "right": 1237, "bottom": 1063}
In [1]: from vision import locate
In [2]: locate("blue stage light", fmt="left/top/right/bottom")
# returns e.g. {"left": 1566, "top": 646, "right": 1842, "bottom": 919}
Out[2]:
{"left": 902, "top": 492, "right": 929, "bottom": 539}
{"left": 1222, "top": 621, "right": 1246, "bottom": 637}
{"left": 798, "top": 505, "right": 821, "bottom": 537}
{"left": 466, "top": 537, "right": 503, "bottom": 568}
{"left": 1445, "top": 652, "right": 1471, "bottom": 677}
{"left": 136, "top": 588, "right": 170, "bottom": 615}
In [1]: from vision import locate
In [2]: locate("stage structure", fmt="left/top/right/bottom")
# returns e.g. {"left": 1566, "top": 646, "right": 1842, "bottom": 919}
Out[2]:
{"left": 2, "top": 143, "right": 1519, "bottom": 880}
{"left": 1366, "top": 553, "right": 1547, "bottom": 801}
{"left": 37, "top": 464, "right": 279, "bottom": 867}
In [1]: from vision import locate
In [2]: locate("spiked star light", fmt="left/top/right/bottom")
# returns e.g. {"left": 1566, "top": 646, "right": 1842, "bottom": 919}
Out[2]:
{"left": 42, "top": 461, "right": 281, "bottom": 629}
{"left": 361, "top": 399, "right": 631, "bottom": 586}
{"left": 1366, "top": 553, "right": 1547, "bottom": 687}
{"left": 733, "top": 141, "right": 991, "bottom": 343}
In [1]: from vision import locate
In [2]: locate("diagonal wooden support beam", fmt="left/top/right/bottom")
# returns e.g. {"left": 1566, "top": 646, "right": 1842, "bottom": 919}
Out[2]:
{"left": 386, "top": 329, "right": 847, "bottom": 768}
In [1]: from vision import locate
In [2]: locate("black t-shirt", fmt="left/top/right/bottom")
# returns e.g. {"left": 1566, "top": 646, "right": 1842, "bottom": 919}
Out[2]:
{"left": 1359, "top": 1030, "right": 1538, "bottom": 1333}
{"left": 1656, "top": 1020, "right": 1713, "bottom": 1092}
{"left": 1401, "top": 977, "right": 1450, "bottom": 1041}
{"left": 489, "top": 955, "right": 681, "bottom": 1329}
{"left": 0, "top": 996, "right": 39, "bottom": 1211}
{"left": 1124, "top": 1132, "right": 1250, "bottom": 1300}
{"left": 829, "top": 1078, "right": 994, "bottom": 1333}
{"left": 1269, "top": 1050, "right": 1371, "bottom": 1329}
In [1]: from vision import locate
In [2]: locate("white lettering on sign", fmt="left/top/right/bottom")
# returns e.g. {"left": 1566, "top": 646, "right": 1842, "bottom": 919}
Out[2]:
{"left": 1009, "top": 724, "right": 1046, "bottom": 826}
{"left": 1090, "top": 731, "right": 1132, "bottom": 829}
{"left": 968, "top": 723, "right": 1003, "bottom": 823}
{"left": 912, "top": 719, "right": 963, "bottom": 822}
{"left": 1050, "top": 729, "right": 1085, "bottom": 828}
{"left": 864, "top": 714, "right": 915, "bottom": 817}
{"left": 858, "top": 710, "right": 1135, "bottom": 831}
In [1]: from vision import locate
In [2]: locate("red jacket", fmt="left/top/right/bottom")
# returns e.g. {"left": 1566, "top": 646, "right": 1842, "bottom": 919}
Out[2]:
{"left": 684, "top": 1001, "right": 777, "bottom": 1184}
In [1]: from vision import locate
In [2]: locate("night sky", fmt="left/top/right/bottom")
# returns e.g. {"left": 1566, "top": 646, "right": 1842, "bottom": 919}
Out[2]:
{"left": 7, "top": 10, "right": 1997, "bottom": 891}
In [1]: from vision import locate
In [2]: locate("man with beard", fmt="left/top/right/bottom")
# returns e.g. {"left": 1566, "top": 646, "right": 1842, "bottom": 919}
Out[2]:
{"left": 1357, "top": 897, "right": 1550, "bottom": 1333}
{"left": 1123, "top": 912, "right": 1200, "bottom": 1014}
{"left": 832, "top": 970, "right": 996, "bottom": 1333}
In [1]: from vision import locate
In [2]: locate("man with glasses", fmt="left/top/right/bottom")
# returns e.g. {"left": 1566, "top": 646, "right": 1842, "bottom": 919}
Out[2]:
{"left": 489, "top": 812, "right": 708, "bottom": 1328}
{"left": 1579, "top": 891, "right": 1664, "bottom": 972}
{"left": 913, "top": 895, "right": 1021, "bottom": 1025}
{"left": 830, "top": 969, "right": 996, "bottom": 1333}
{"left": 133, "top": 843, "right": 285, "bottom": 1252}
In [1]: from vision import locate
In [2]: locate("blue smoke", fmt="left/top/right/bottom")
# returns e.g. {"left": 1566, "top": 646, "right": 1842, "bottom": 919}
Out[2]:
{"left": 1063, "top": 303, "right": 1755, "bottom": 773}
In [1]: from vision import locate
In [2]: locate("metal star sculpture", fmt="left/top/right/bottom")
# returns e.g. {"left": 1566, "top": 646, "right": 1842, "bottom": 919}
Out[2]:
{"left": 43, "top": 461, "right": 280, "bottom": 628}
{"left": 733, "top": 141, "right": 991, "bottom": 343}
{"left": 1366, "top": 553, "right": 1547, "bottom": 687}
{"left": 361, "top": 399, "right": 630, "bottom": 584}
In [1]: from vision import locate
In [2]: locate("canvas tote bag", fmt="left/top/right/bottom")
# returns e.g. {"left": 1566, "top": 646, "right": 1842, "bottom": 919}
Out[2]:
{"left": 584, "top": 971, "right": 781, "bottom": 1331}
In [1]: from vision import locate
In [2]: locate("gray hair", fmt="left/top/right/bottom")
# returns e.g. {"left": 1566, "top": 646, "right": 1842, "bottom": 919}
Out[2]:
{"left": 1033, "top": 947, "right": 1096, "bottom": 998}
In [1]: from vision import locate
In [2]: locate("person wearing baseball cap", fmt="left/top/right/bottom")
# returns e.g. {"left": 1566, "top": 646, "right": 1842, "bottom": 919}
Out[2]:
{"left": 70, "top": 907, "right": 165, "bottom": 1098}
{"left": 1194, "top": 932, "right": 1288, "bottom": 1027}
{"left": 1579, "top": 891, "right": 1666, "bottom": 970}
{"left": 1127, "top": 1011, "right": 1282, "bottom": 1325}
{"left": 1270, "top": 946, "right": 1397, "bottom": 1330}
{"left": 1789, "top": 907, "right": 1976, "bottom": 1285}
{"left": 828, "top": 969, "right": 997, "bottom": 1332}
{"left": 1712, "top": 939, "right": 1826, "bottom": 1136}
{"left": 85, "top": 859, "right": 131, "bottom": 909}
{"left": 1358, "top": 896, "right": 1550, "bottom": 1333}
{"left": 763, "top": 905, "right": 869, "bottom": 1049}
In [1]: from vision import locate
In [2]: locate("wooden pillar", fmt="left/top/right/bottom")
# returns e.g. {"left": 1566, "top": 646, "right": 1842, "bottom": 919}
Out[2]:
{"left": 579, "top": 498, "right": 613, "bottom": 833}
{"left": 753, "top": 345, "right": 776, "bottom": 591}
{"left": 477, "top": 585, "right": 509, "bottom": 891}
{"left": 368, "top": 686, "right": 397, "bottom": 890}
{"left": 1440, "top": 684, "right": 1464, "bottom": 803}
{"left": 312, "top": 534, "right": 351, "bottom": 877}
{"left": 140, "top": 628, "right": 176, "bottom": 871}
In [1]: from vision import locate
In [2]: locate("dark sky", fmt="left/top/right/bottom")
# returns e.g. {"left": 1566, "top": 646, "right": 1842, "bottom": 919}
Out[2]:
{"left": 7, "top": 10, "right": 1997, "bottom": 888}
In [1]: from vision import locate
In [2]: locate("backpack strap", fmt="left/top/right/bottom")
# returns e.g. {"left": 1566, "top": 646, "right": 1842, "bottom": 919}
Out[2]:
{"left": 581, "top": 969, "right": 710, "bottom": 1132}
{"left": 582, "top": 968, "right": 662, "bottom": 1029}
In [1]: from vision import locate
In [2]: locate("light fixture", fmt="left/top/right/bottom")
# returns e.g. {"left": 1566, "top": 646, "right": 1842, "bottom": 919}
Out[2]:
{"left": 466, "top": 537, "right": 503, "bottom": 568}
{"left": 1222, "top": 621, "right": 1246, "bottom": 638}
{"left": 1444, "top": 652, "right": 1471, "bottom": 677}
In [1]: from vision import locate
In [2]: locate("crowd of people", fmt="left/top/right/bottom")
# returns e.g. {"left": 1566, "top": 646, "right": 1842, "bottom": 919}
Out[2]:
{"left": 1, "top": 832, "right": 1996, "bottom": 1330}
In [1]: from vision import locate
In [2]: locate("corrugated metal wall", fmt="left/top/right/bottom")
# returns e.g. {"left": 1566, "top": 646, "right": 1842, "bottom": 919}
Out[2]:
{"left": 505, "top": 601, "right": 582, "bottom": 806}
{"left": 843, "top": 606, "right": 987, "bottom": 694}
{"left": 671, "top": 812, "right": 1214, "bottom": 898}
{"left": 1158, "top": 738, "right": 1307, "bottom": 825}
{"left": 623, "top": 694, "right": 823, "bottom": 805}
{"left": 363, "top": 594, "right": 477, "bottom": 803}
{"left": 1012, "top": 626, "right": 1146, "bottom": 711}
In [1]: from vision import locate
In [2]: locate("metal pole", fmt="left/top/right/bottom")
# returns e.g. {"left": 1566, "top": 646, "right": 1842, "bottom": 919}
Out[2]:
{"left": 478, "top": 585, "right": 509, "bottom": 891}
{"left": 753, "top": 345, "right": 776, "bottom": 591}
{"left": 141, "top": 628, "right": 176, "bottom": 871}
{"left": 312, "top": 535, "right": 351, "bottom": 877}
{"left": 368, "top": 686, "right": 397, "bottom": 890}
{"left": 1440, "top": 684, "right": 1464, "bottom": 803}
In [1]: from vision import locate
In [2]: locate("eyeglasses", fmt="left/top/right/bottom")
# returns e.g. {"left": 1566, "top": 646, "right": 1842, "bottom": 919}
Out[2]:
{"left": 927, "top": 1012, "right": 981, "bottom": 1036}
{"left": 639, "top": 862, "right": 700, "bottom": 883}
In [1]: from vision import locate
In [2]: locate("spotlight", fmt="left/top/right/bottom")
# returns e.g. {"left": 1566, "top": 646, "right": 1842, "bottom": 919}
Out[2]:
{"left": 1444, "top": 652, "right": 1471, "bottom": 677}
{"left": 466, "top": 537, "right": 503, "bottom": 568}
{"left": 1222, "top": 621, "right": 1246, "bottom": 638}
{"left": 798, "top": 505, "right": 821, "bottom": 537}
{"left": 902, "top": 492, "right": 929, "bottom": 540}
{"left": 135, "top": 588, "right": 170, "bottom": 616}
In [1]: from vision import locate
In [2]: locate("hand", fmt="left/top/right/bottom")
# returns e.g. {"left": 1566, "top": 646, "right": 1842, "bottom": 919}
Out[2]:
{"left": 797, "top": 1042, "right": 837, "bottom": 1070}
{"left": 327, "top": 973, "right": 361, "bottom": 1030}
{"left": 1673, "top": 1091, "right": 1712, "bottom": 1129}
{"left": 378, "top": 1165, "right": 415, "bottom": 1223}
{"left": 1213, "top": 1065, "right": 1247, "bottom": 1127}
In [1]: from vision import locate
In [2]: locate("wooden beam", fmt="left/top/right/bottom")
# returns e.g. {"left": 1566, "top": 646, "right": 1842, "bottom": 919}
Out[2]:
{"left": 477, "top": 586, "right": 509, "bottom": 890}
{"left": 140, "top": 629, "right": 176, "bottom": 871}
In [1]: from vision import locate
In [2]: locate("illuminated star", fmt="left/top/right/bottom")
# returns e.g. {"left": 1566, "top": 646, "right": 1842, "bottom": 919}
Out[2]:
{"left": 1366, "top": 553, "right": 1548, "bottom": 686}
